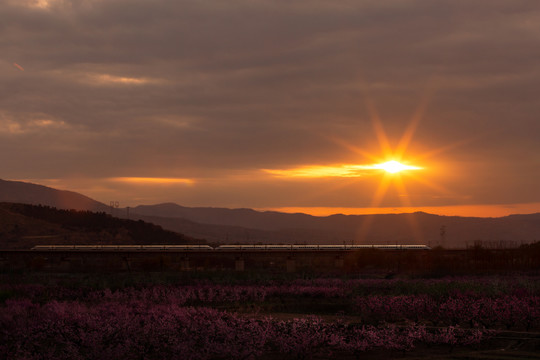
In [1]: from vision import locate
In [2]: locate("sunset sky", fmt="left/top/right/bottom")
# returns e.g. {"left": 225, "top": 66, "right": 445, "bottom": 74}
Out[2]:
{"left": 2, "top": 0, "right": 540, "bottom": 217}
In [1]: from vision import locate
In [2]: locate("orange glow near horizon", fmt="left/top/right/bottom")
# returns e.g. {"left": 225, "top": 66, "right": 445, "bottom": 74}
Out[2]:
{"left": 264, "top": 203, "right": 540, "bottom": 218}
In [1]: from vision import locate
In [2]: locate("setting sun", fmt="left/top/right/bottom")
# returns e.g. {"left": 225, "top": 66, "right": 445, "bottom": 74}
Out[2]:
{"left": 374, "top": 160, "right": 421, "bottom": 174}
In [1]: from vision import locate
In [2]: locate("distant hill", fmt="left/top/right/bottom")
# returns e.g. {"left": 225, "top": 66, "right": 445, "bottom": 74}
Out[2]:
{"left": 0, "top": 179, "right": 109, "bottom": 212}
{"left": 132, "top": 203, "right": 540, "bottom": 248}
{"left": 0, "top": 202, "right": 198, "bottom": 249}
{"left": 132, "top": 203, "right": 320, "bottom": 231}
{"left": 2, "top": 179, "right": 539, "bottom": 248}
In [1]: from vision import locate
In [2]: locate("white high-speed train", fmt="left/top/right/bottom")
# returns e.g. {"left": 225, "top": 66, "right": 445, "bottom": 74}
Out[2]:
{"left": 31, "top": 244, "right": 431, "bottom": 251}
{"left": 31, "top": 245, "right": 214, "bottom": 251}
{"left": 217, "top": 244, "right": 430, "bottom": 250}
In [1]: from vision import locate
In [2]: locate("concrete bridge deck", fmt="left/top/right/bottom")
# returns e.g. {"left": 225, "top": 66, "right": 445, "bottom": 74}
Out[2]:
{"left": 0, "top": 248, "right": 361, "bottom": 272}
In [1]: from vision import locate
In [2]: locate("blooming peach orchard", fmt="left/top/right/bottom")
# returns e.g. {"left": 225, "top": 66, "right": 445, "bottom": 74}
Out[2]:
{"left": 1, "top": 276, "right": 538, "bottom": 359}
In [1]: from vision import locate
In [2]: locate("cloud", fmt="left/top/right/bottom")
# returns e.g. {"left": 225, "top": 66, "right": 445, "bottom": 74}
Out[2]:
{"left": 1, "top": 0, "right": 540, "bottom": 209}
{"left": 0, "top": 112, "right": 68, "bottom": 134}
{"left": 13, "top": 63, "right": 24, "bottom": 71}
{"left": 83, "top": 73, "right": 156, "bottom": 86}
{"left": 264, "top": 161, "right": 422, "bottom": 178}
{"left": 109, "top": 177, "right": 194, "bottom": 185}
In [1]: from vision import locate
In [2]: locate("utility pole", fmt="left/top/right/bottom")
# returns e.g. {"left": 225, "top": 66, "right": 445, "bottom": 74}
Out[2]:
{"left": 440, "top": 225, "right": 446, "bottom": 248}
{"left": 110, "top": 201, "right": 119, "bottom": 217}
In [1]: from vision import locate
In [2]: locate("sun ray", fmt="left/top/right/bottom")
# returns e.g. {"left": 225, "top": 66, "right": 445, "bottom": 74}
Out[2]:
{"left": 412, "top": 136, "right": 477, "bottom": 162}
{"left": 270, "top": 78, "right": 459, "bottom": 245}
{"left": 356, "top": 173, "right": 393, "bottom": 243}
{"left": 365, "top": 99, "right": 394, "bottom": 159}
{"left": 395, "top": 101, "right": 425, "bottom": 158}
{"left": 392, "top": 174, "right": 425, "bottom": 243}
{"left": 395, "top": 84, "right": 435, "bottom": 158}
{"left": 325, "top": 135, "right": 381, "bottom": 163}
{"left": 403, "top": 172, "right": 455, "bottom": 198}
{"left": 353, "top": 84, "right": 442, "bottom": 244}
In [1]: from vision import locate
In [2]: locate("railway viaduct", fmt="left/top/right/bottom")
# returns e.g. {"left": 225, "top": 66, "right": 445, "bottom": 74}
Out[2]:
{"left": 0, "top": 249, "right": 356, "bottom": 273}
{"left": 2, "top": 248, "right": 532, "bottom": 273}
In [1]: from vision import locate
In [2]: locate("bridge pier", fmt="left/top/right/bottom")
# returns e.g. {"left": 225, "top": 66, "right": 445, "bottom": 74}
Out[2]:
{"left": 335, "top": 255, "right": 344, "bottom": 269}
{"left": 286, "top": 256, "right": 296, "bottom": 273}
{"left": 180, "top": 257, "right": 190, "bottom": 271}
{"left": 235, "top": 257, "right": 245, "bottom": 271}
{"left": 122, "top": 256, "right": 131, "bottom": 271}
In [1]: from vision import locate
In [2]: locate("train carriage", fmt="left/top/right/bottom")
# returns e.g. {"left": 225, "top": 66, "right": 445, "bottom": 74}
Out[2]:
{"left": 31, "top": 244, "right": 430, "bottom": 251}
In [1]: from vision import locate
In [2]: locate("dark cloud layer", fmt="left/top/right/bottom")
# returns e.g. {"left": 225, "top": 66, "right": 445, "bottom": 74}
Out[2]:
{"left": 2, "top": 0, "right": 540, "bottom": 210}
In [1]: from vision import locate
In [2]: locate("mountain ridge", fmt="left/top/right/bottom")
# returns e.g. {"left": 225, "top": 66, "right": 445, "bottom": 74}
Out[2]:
{"left": 0, "top": 179, "right": 109, "bottom": 212}
{"left": 0, "top": 202, "right": 195, "bottom": 249}
{"left": 1, "top": 179, "right": 539, "bottom": 248}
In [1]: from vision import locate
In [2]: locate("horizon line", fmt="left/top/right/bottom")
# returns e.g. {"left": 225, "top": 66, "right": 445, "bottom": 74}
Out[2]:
{"left": 258, "top": 204, "right": 540, "bottom": 218}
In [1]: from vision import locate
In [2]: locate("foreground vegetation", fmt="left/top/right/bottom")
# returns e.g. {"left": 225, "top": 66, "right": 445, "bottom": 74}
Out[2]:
{"left": 1, "top": 273, "right": 538, "bottom": 359}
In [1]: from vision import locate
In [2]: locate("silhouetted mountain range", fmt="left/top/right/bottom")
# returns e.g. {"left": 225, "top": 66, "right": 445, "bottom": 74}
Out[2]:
{"left": 131, "top": 203, "right": 540, "bottom": 248}
{"left": 0, "top": 179, "right": 109, "bottom": 212}
{"left": 1, "top": 178, "right": 539, "bottom": 248}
